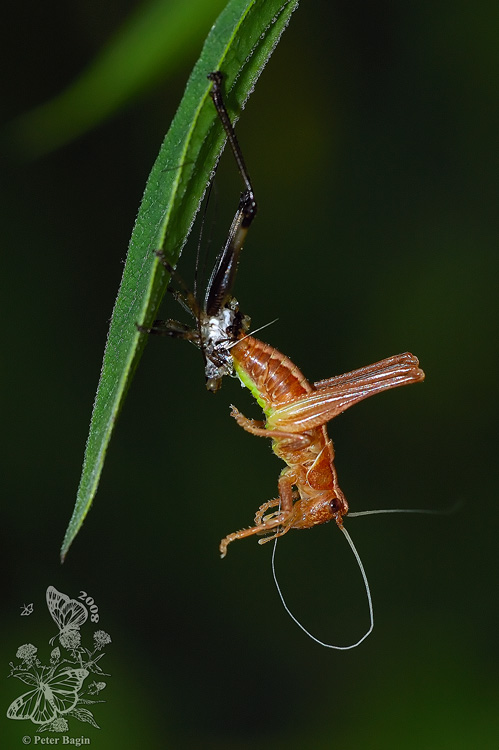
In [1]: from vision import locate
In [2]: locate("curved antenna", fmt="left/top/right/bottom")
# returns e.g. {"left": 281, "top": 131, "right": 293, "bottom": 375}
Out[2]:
{"left": 271, "top": 524, "right": 373, "bottom": 650}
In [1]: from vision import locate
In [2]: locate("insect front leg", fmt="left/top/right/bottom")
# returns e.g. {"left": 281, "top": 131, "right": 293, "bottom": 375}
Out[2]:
{"left": 219, "top": 518, "right": 287, "bottom": 558}
{"left": 230, "top": 406, "right": 312, "bottom": 447}
{"left": 137, "top": 319, "right": 198, "bottom": 340}
{"left": 253, "top": 472, "right": 297, "bottom": 525}
{"left": 137, "top": 250, "right": 202, "bottom": 339}
{"left": 219, "top": 474, "right": 296, "bottom": 557}
{"left": 230, "top": 405, "right": 266, "bottom": 433}
{"left": 254, "top": 498, "right": 280, "bottom": 525}
{"left": 254, "top": 489, "right": 300, "bottom": 525}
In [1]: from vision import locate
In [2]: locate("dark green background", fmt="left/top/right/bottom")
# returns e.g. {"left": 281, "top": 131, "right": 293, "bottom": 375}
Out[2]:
{"left": 2, "top": 1, "right": 498, "bottom": 747}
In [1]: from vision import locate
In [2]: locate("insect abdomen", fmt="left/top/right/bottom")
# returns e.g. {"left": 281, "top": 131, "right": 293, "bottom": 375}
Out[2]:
{"left": 231, "top": 336, "right": 312, "bottom": 416}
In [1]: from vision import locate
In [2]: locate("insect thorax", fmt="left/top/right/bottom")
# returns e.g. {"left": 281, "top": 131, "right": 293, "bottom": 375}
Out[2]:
{"left": 201, "top": 297, "right": 250, "bottom": 392}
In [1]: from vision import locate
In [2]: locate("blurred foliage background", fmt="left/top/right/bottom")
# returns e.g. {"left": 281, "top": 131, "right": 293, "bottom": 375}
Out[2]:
{"left": 1, "top": 0, "right": 498, "bottom": 747}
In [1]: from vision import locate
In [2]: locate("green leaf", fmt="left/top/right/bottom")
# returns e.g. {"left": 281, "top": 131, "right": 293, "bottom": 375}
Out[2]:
{"left": 61, "top": 0, "right": 300, "bottom": 561}
{"left": 9, "top": 0, "right": 227, "bottom": 157}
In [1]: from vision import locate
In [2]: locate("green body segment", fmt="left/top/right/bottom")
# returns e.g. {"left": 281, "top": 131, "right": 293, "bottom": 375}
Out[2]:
{"left": 233, "top": 358, "right": 274, "bottom": 420}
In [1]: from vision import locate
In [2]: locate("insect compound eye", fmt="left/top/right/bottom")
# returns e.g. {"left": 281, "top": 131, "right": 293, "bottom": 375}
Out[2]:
{"left": 329, "top": 488, "right": 348, "bottom": 520}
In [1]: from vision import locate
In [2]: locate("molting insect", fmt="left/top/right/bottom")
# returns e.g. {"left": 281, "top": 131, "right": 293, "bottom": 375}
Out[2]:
{"left": 220, "top": 346, "right": 424, "bottom": 556}
{"left": 143, "top": 71, "right": 425, "bottom": 550}
{"left": 142, "top": 72, "right": 427, "bottom": 646}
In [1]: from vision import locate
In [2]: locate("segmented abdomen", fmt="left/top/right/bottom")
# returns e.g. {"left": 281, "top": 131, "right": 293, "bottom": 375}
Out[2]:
{"left": 231, "top": 336, "right": 312, "bottom": 417}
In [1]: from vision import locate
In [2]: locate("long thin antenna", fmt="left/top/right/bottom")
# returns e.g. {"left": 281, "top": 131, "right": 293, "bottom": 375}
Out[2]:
{"left": 271, "top": 524, "right": 374, "bottom": 650}
{"left": 349, "top": 509, "right": 438, "bottom": 518}
{"left": 226, "top": 318, "right": 279, "bottom": 349}
{"left": 193, "top": 179, "right": 216, "bottom": 302}
{"left": 348, "top": 499, "right": 464, "bottom": 518}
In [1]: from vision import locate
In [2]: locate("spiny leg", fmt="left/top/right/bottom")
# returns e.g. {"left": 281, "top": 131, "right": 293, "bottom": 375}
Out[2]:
{"left": 254, "top": 491, "right": 300, "bottom": 525}
{"left": 254, "top": 498, "right": 280, "bottom": 525}
{"left": 230, "top": 405, "right": 312, "bottom": 446}
{"left": 254, "top": 473, "right": 298, "bottom": 525}
{"left": 220, "top": 475, "right": 296, "bottom": 557}
{"left": 219, "top": 517, "right": 286, "bottom": 558}
{"left": 230, "top": 405, "right": 265, "bottom": 434}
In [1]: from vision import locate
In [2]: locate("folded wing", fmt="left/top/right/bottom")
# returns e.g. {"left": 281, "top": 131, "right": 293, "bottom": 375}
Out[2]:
{"left": 267, "top": 353, "right": 424, "bottom": 432}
